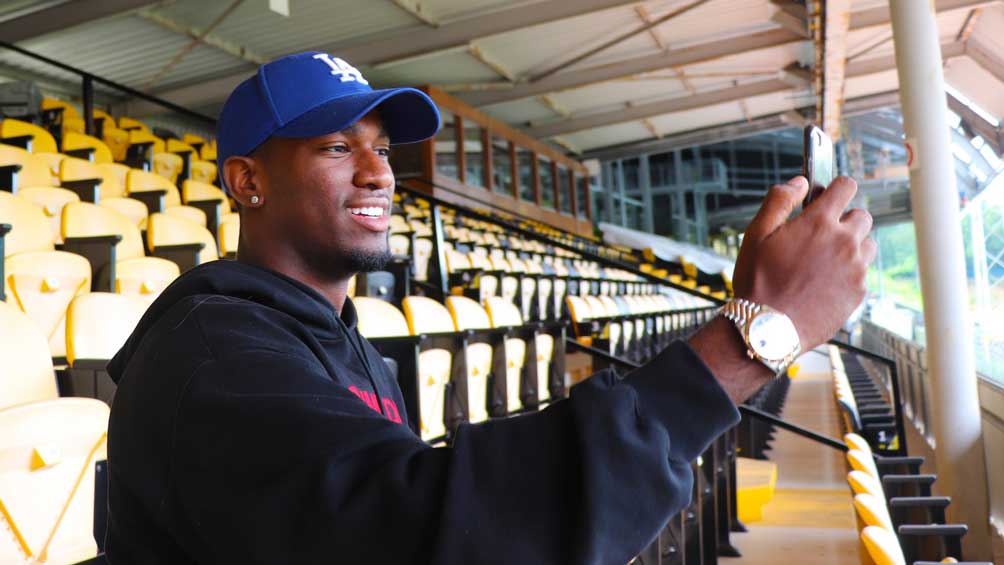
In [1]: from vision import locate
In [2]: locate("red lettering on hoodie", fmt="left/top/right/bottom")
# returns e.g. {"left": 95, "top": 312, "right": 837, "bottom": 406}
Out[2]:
{"left": 348, "top": 385, "right": 403, "bottom": 425}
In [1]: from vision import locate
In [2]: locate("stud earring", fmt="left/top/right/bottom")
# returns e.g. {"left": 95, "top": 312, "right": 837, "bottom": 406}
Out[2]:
{"left": 250, "top": 195, "right": 260, "bottom": 205}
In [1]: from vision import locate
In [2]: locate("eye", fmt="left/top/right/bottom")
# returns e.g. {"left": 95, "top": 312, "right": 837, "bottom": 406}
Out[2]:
{"left": 376, "top": 146, "right": 392, "bottom": 158}
{"left": 324, "top": 144, "right": 350, "bottom": 154}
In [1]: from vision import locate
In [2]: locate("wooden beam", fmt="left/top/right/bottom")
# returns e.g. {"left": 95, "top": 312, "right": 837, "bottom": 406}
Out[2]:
{"left": 955, "top": 8, "right": 982, "bottom": 41}
{"left": 635, "top": 5, "right": 666, "bottom": 49}
{"left": 641, "top": 118, "right": 663, "bottom": 139}
{"left": 947, "top": 93, "right": 1003, "bottom": 155}
{"left": 821, "top": 0, "right": 852, "bottom": 140}
{"left": 467, "top": 43, "right": 516, "bottom": 82}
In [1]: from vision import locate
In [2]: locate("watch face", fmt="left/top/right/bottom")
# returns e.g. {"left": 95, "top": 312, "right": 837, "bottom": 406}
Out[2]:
{"left": 747, "top": 312, "right": 799, "bottom": 361}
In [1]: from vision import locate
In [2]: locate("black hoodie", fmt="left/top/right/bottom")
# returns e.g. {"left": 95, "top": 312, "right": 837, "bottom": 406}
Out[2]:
{"left": 105, "top": 260, "right": 740, "bottom": 564}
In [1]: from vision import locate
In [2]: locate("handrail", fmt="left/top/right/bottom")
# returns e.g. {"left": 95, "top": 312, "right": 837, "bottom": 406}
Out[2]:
{"left": 829, "top": 337, "right": 908, "bottom": 455}
{"left": 0, "top": 42, "right": 216, "bottom": 125}
{"left": 396, "top": 180, "right": 719, "bottom": 301}
{"left": 566, "top": 336, "right": 850, "bottom": 453}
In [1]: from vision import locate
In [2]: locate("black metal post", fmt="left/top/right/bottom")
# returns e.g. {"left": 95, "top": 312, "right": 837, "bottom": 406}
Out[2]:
{"left": 82, "top": 75, "right": 95, "bottom": 137}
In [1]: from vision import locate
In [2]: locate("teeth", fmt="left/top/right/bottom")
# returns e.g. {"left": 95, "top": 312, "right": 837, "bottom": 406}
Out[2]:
{"left": 349, "top": 207, "right": 384, "bottom": 217}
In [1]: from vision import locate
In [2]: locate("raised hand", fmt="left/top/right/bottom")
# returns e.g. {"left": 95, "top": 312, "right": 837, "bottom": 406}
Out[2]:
{"left": 731, "top": 175, "right": 877, "bottom": 352}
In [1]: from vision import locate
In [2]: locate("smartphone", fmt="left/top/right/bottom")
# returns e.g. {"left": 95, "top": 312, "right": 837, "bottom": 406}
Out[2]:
{"left": 803, "top": 125, "right": 835, "bottom": 207}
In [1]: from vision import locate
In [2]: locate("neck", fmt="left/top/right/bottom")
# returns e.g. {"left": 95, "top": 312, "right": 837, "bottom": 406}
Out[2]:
{"left": 237, "top": 242, "right": 351, "bottom": 312}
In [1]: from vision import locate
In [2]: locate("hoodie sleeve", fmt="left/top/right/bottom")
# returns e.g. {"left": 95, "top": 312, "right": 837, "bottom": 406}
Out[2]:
{"left": 170, "top": 321, "right": 739, "bottom": 564}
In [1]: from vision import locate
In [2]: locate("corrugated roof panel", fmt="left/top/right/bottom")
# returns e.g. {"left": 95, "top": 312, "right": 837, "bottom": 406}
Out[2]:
{"left": 845, "top": 68, "right": 898, "bottom": 99}
{"left": 971, "top": 5, "right": 1004, "bottom": 64}
{"left": 741, "top": 90, "right": 798, "bottom": 117}
{"left": 149, "top": 0, "right": 418, "bottom": 58}
{"left": 564, "top": 121, "right": 653, "bottom": 152}
{"left": 548, "top": 78, "right": 692, "bottom": 114}
{"left": 422, "top": 0, "right": 534, "bottom": 24}
{"left": 366, "top": 52, "right": 501, "bottom": 88}
{"left": 482, "top": 98, "right": 557, "bottom": 127}
{"left": 946, "top": 57, "right": 1004, "bottom": 120}
{"left": 15, "top": 14, "right": 247, "bottom": 92}
{"left": 646, "top": 100, "right": 746, "bottom": 136}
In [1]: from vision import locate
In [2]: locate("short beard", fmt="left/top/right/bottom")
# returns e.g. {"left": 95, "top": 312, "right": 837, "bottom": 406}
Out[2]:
{"left": 344, "top": 248, "right": 392, "bottom": 273}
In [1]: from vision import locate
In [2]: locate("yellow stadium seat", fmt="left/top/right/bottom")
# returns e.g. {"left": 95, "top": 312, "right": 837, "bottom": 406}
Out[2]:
{"left": 860, "top": 525, "right": 906, "bottom": 565}
{"left": 182, "top": 133, "right": 207, "bottom": 148}
{"left": 1, "top": 118, "right": 58, "bottom": 153}
{"left": 354, "top": 296, "right": 410, "bottom": 338}
{"left": 190, "top": 160, "right": 218, "bottom": 184}
{"left": 412, "top": 238, "right": 432, "bottom": 282}
{"left": 152, "top": 152, "right": 184, "bottom": 185}
{"left": 164, "top": 204, "right": 207, "bottom": 227}
{"left": 146, "top": 212, "right": 219, "bottom": 267}
{"left": 0, "top": 191, "right": 54, "bottom": 256}
{"left": 62, "top": 117, "right": 85, "bottom": 136}
{"left": 483, "top": 296, "right": 529, "bottom": 412}
{"left": 98, "top": 197, "right": 149, "bottom": 230}
{"left": 15, "top": 187, "right": 80, "bottom": 243}
{"left": 219, "top": 214, "right": 240, "bottom": 259}
{"left": 34, "top": 152, "right": 66, "bottom": 183}
{"left": 118, "top": 116, "right": 149, "bottom": 132}
{"left": 62, "top": 202, "right": 177, "bottom": 296}
{"left": 61, "top": 132, "right": 113, "bottom": 164}
{"left": 1, "top": 145, "right": 53, "bottom": 190}
{"left": 126, "top": 169, "right": 180, "bottom": 208}
{"left": 389, "top": 234, "right": 409, "bottom": 257}
{"left": 4, "top": 251, "right": 91, "bottom": 358}
{"left": 402, "top": 296, "right": 456, "bottom": 441}
{"left": 96, "top": 163, "right": 128, "bottom": 194}
{"left": 65, "top": 292, "right": 147, "bottom": 365}
{"left": 166, "top": 139, "right": 197, "bottom": 156}
{"left": 0, "top": 300, "right": 59, "bottom": 409}
{"left": 0, "top": 397, "right": 108, "bottom": 564}
{"left": 445, "top": 296, "right": 492, "bottom": 424}
{"left": 102, "top": 126, "right": 130, "bottom": 162}
{"left": 41, "top": 97, "right": 80, "bottom": 120}
{"left": 114, "top": 256, "right": 179, "bottom": 301}
{"left": 199, "top": 139, "right": 217, "bottom": 161}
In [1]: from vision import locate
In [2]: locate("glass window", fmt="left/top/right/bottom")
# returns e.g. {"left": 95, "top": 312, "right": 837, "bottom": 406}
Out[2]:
{"left": 434, "top": 110, "right": 458, "bottom": 180}
{"left": 491, "top": 136, "right": 513, "bottom": 196}
{"left": 464, "top": 121, "right": 484, "bottom": 188}
{"left": 539, "top": 156, "right": 554, "bottom": 209}
{"left": 518, "top": 147, "right": 535, "bottom": 202}
{"left": 576, "top": 176, "right": 589, "bottom": 218}
{"left": 557, "top": 165, "right": 571, "bottom": 214}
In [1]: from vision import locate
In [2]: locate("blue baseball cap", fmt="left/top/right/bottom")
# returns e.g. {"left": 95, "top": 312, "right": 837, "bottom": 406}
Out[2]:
{"left": 216, "top": 51, "right": 441, "bottom": 174}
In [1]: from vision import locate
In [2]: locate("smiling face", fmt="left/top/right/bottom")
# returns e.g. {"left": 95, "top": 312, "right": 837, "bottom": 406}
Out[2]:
{"left": 232, "top": 110, "right": 395, "bottom": 283}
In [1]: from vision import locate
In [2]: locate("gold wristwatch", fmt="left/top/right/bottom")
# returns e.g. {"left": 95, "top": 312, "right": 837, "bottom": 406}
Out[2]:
{"left": 720, "top": 298, "right": 801, "bottom": 378}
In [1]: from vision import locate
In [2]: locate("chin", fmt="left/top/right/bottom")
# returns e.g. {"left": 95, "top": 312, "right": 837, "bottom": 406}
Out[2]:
{"left": 344, "top": 247, "right": 392, "bottom": 273}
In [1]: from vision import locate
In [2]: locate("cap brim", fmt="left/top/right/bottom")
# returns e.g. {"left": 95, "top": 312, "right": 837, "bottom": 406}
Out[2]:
{"left": 272, "top": 87, "right": 440, "bottom": 144}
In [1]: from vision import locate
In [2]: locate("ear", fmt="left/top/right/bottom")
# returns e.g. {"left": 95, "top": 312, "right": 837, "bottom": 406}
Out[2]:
{"left": 223, "top": 155, "right": 263, "bottom": 208}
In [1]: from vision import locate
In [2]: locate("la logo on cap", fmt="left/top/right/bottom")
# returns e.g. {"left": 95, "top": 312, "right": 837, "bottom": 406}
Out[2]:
{"left": 312, "top": 53, "right": 369, "bottom": 85}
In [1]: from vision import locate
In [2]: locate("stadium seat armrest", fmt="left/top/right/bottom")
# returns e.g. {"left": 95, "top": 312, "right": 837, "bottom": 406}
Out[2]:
{"left": 61, "top": 178, "right": 102, "bottom": 203}
{"left": 150, "top": 242, "right": 204, "bottom": 273}
{"left": 186, "top": 198, "right": 222, "bottom": 237}
{"left": 888, "top": 496, "right": 951, "bottom": 508}
{"left": 0, "top": 134, "right": 33, "bottom": 150}
{"left": 0, "top": 163, "right": 21, "bottom": 190}
{"left": 897, "top": 524, "right": 967, "bottom": 537}
{"left": 876, "top": 455, "right": 925, "bottom": 465}
{"left": 882, "top": 474, "right": 937, "bottom": 486}
{"left": 0, "top": 223, "right": 7, "bottom": 301}
{"left": 130, "top": 189, "right": 167, "bottom": 215}
{"left": 61, "top": 234, "right": 122, "bottom": 292}
{"left": 64, "top": 147, "right": 95, "bottom": 161}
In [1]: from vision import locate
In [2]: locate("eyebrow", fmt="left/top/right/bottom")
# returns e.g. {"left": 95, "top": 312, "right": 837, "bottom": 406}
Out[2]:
{"left": 340, "top": 123, "right": 390, "bottom": 140}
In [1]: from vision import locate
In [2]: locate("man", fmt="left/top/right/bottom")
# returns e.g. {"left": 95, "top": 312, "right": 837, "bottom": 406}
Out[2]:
{"left": 105, "top": 52, "right": 875, "bottom": 564}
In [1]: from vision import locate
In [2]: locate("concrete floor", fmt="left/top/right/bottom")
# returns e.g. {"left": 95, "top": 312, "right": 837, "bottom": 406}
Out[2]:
{"left": 723, "top": 350, "right": 861, "bottom": 565}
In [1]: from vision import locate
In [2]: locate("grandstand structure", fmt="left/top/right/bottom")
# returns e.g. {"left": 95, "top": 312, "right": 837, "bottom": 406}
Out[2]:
{"left": 1, "top": 0, "right": 1003, "bottom": 564}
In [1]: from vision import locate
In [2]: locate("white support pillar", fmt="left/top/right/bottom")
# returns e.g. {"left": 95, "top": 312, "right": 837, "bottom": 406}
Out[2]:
{"left": 889, "top": 2, "right": 991, "bottom": 558}
{"left": 639, "top": 154, "right": 655, "bottom": 233}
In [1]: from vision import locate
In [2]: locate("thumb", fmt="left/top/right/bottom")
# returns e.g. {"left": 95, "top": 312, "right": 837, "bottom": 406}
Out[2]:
{"left": 744, "top": 176, "right": 809, "bottom": 243}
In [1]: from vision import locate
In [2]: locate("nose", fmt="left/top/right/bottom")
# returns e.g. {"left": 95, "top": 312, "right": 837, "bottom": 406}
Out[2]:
{"left": 353, "top": 148, "right": 394, "bottom": 191}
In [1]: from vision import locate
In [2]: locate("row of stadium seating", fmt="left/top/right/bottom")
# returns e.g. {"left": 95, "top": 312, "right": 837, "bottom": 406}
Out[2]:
{"left": 1, "top": 98, "right": 728, "bottom": 565}
{"left": 834, "top": 351, "right": 991, "bottom": 564}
